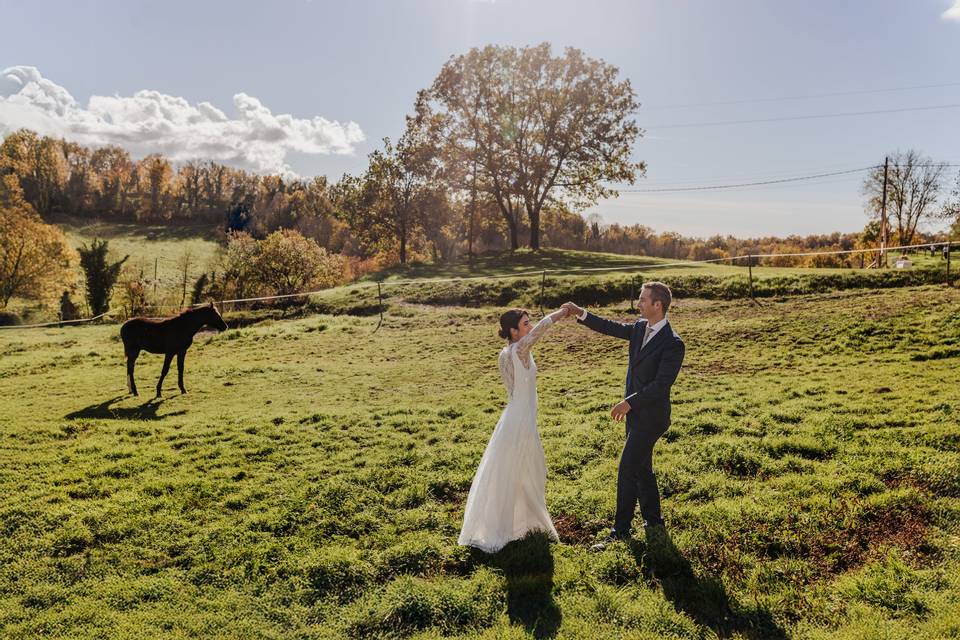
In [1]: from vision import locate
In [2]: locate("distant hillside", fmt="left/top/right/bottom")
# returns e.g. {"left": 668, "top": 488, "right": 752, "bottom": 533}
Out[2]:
{"left": 53, "top": 214, "right": 223, "bottom": 309}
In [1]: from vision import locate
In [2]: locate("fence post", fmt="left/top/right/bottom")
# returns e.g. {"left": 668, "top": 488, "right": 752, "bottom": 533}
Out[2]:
{"left": 948, "top": 242, "right": 953, "bottom": 287}
{"left": 748, "top": 255, "right": 755, "bottom": 300}
{"left": 373, "top": 281, "right": 384, "bottom": 333}
{"left": 540, "top": 270, "right": 546, "bottom": 316}
{"left": 629, "top": 276, "right": 636, "bottom": 312}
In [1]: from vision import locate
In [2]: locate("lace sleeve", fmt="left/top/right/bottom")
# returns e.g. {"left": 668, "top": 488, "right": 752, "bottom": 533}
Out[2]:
{"left": 498, "top": 347, "right": 514, "bottom": 400}
{"left": 515, "top": 309, "right": 566, "bottom": 367}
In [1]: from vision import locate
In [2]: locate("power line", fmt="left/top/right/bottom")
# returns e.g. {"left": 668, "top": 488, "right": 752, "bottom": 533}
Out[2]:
{"left": 647, "top": 103, "right": 960, "bottom": 129}
{"left": 645, "top": 81, "right": 960, "bottom": 110}
{"left": 616, "top": 166, "right": 876, "bottom": 193}
{"left": 614, "top": 163, "right": 960, "bottom": 194}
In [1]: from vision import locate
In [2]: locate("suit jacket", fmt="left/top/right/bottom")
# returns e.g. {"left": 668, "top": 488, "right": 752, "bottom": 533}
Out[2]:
{"left": 578, "top": 312, "right": 685, "bottom": 430}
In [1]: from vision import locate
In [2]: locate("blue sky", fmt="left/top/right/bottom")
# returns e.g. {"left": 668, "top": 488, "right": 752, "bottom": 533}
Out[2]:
{"left": 1, "top": 0, "right": 958, "bottom": 237}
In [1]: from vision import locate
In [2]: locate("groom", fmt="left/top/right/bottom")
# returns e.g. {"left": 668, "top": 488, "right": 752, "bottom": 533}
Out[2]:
{"left": 563, "top": 281, "right": 684, "bottom": 550}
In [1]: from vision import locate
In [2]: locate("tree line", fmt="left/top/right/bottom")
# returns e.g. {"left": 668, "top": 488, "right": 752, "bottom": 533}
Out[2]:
{"left": 3, "top": 43, "right": 960, "bottom": 319}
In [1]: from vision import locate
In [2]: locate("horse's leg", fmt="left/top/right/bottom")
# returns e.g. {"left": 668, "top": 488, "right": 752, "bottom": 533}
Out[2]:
{"left": 177, "top": 349, "right": 187, "bottom": 394}
{"left": 156, "top": 352, "right": 174, "bottom": 398}
{"left": 126, "top": 349, "right": 140, "bottom": 396}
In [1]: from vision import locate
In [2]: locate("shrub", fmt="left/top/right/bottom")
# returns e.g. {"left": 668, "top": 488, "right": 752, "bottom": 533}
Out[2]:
{"left": 78, "top": 238, "right": 127, "bottom": 315}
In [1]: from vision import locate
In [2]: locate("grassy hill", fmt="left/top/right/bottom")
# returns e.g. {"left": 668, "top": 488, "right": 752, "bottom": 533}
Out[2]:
{"left": 9, "top": 217, "right": 953, "bottom": 324}
{"left": 55, "top": 215, "right": 222, "bottom": 307}
{"left": 300, "top": 247, "right": 952, "bottom": 321}
{"left": 2, "top": 215, "right": 223, "bottom": 322}
{"left": 1, "top": 283, "right": 958, "bottom": 638}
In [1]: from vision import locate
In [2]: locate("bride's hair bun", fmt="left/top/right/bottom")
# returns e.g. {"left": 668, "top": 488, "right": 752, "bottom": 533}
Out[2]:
{"left": 498, "top": 308, "right": 529, "bottom": 341}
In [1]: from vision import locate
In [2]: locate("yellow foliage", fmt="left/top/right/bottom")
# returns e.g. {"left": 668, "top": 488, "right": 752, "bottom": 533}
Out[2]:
{"left": 0, "top": 176, "right": 78, "bottom": 308}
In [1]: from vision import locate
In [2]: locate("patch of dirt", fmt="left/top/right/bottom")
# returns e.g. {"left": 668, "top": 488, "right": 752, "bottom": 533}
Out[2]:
{"left": 552, "top": 513, "right": 607, "bottom": 545}
{"left": 688, "top": 494, "right": 931, "bottom": 583}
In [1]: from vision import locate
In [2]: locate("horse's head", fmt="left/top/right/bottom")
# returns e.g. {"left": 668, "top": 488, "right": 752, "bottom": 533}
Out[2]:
{"left": 200, "top": 302, "right": 228, "bottom": 331}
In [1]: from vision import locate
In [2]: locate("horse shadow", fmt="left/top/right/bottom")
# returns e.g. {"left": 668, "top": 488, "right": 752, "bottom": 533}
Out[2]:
{"left": 629, "top": 528, "right": 788, "bottom": 640}
{"left": 472, "top": 531, "right": 561, "bottom": 639}
{"left": 64, "top": 396, "right": 187, "bottom": 421}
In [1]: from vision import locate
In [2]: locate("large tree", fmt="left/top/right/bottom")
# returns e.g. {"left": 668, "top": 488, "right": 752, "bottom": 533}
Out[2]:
{"left": 336, "top": 134, "right": 438, "bottom": 264}
{"left": 862, "top": 150, "right": 948, "bottom": 247}
{"left": 0, "top": 129, "right": 68, "bottom": 216}
{"left": 0, "top": 175, "right": 77, "bottom": 308}
{"left": 418, "top": 43, "right": 644, "bottom": 250}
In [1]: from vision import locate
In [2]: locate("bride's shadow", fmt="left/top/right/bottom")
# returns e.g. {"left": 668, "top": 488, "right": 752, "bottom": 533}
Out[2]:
{"left": 629, "top": 528, "right": 787, "bottom": 640}
{"left": 472, "top": 531, "right": 561, "bottom": 639}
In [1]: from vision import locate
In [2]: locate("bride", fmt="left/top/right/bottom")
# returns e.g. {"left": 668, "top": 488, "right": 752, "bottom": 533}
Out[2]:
{"left": 458, "top": 306, "right": 571, "bottom": 553}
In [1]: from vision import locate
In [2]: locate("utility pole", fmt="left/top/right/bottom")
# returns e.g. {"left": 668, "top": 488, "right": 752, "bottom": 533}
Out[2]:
{"left": 879, "top": 156, "right": 889, "bottom": 268}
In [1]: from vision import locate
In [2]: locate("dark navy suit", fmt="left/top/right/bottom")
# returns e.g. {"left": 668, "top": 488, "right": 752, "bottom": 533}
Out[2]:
{"left": 578, "top": 312, "right": 685, "bottom": 533}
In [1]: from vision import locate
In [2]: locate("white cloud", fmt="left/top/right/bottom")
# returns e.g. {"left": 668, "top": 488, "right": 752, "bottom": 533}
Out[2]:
{"left": 943, "top": 0, "right": 960, "bottom": 21}
{"left": 0, "top": 66, "right": 365, "bottom": 177}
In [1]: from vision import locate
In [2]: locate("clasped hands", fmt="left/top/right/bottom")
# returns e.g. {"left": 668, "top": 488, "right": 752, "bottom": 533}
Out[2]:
{"left": 560, "top": 301, "right": 584, "bottom": 318}
{"left": 557, "top": 301, "right": 632, "bottom": 422}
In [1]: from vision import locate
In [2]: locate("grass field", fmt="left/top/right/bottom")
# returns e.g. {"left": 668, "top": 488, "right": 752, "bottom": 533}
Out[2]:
{"left": 2, "top": 281, "right": 959, "bottom": 639}
{"left": 57, "top": 215, "right": 222, "bottom": 306}
{"left": 364, "top": 248, "right": 856, "bottom": 281}
{"left": 7, "top": 217, "right": 223, "bottom": 322}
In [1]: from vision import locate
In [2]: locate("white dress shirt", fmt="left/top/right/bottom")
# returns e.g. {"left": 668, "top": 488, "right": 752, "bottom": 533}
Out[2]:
{"left": 642, "top": 317, "right": 668, "bottom": 348}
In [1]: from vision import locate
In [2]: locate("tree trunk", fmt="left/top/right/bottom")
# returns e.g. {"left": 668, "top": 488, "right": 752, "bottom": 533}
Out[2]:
{"left": 528, "top": 207, "right": 541, "bottom": 250}
{"left": 507, "top": 220, "right": 519, "bottom": 250}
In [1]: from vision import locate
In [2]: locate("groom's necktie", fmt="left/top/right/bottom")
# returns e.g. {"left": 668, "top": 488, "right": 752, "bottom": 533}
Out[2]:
{"left": 641, "top": 324, "right": 654, "bottom": 349}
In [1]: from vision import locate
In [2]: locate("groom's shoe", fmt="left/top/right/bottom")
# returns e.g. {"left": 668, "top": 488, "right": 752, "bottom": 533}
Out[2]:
{"left": 589, "top": 530, "right": 630, "bottom": 552}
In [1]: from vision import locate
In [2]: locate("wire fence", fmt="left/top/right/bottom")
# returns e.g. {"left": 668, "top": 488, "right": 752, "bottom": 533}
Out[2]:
{"left": 1, "top": 240, "right": 955, "bottom": 331}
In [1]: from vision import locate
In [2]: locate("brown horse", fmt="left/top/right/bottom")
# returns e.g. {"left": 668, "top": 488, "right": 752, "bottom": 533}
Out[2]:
{"left": 121, "top": 303, "right": 228, "bottom": 397}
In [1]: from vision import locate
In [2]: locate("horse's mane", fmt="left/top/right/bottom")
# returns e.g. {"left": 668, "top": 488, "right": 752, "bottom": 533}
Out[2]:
{"left": 179, "top": 305, "right": 213, "bottom": 317}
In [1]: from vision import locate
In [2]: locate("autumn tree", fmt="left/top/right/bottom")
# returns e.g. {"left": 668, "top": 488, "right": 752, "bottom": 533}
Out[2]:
{"left": 90, "top": 145, "right": 136, "bottom": 217}
{"left": 0, "top": 129, "right": 68, "bottom": 215}
{"left": 0, "top": 175, "right": 77, "bottom": 308}
{"left": 138, "top": 154, "right": 174, "bottom": 221}
{"left": 334, "top": 132, "right": 439, "bottom": 264}
{"left": 62, "top": 141, "right": 98, "bottom": 215}
{"left": 365, "top": 137, "right": 429, "bottom": 264}
{"left": 418, "top": 43, "right": 644, "bottom": 250}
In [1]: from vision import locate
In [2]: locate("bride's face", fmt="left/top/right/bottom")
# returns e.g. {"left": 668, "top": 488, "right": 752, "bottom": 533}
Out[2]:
{"left": 511, "top": 314, "right": 532, "bottom": 341}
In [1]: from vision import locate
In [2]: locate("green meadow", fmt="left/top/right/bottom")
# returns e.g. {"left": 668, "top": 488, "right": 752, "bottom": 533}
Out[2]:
{"left": 4, "top": 215, "right": 223, "bottom": 321}
{"left": 1, "top": 277, "right": 959, "bottom": 639}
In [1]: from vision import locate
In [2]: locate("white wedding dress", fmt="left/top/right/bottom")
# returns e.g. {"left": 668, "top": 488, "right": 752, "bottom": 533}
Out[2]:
{"left": 458, "top": 315, "right": 560, "bottom": 553}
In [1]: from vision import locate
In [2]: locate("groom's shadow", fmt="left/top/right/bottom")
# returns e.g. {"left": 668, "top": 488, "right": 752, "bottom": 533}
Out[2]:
{"left": 471, "top": 532, "right": 561, "bottom": 639}
{"left": 629, "top": 528, "right": 787, "bottom": 640}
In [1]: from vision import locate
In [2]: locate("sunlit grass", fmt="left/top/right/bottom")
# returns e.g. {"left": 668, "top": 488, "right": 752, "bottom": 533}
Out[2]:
{"left": 1, "top": 279, "right": 959, "bottom": 638}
